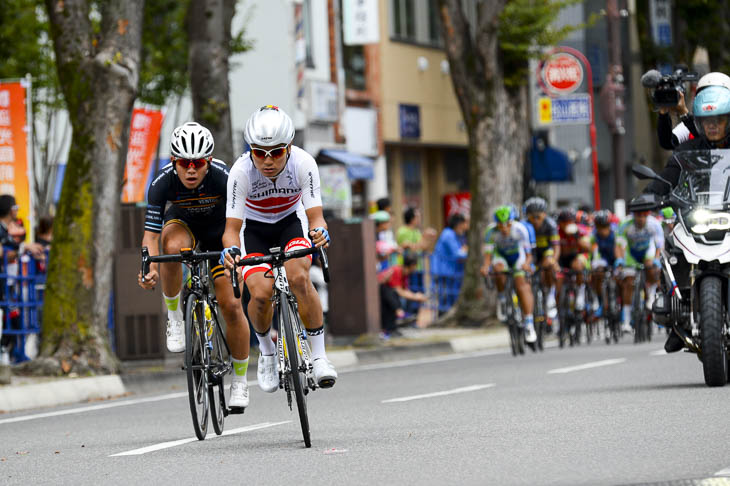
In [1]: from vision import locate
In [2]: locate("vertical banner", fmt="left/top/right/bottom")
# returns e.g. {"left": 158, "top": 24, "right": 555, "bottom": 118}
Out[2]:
{"left": 0, "top": 81, "right": 31, "bottom": 226}
{"left": 121, "top": 107, "right": 163, "bottom": 203}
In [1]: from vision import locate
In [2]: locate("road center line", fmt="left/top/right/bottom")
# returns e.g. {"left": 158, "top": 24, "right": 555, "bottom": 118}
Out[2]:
{"left": 381, "top": 384, "right": 495, "bottom": 403}
{"left": 547, "top": 358, "right": 626, "bottom": 374}
{"left": 650, "top": 349, "right": 667, "bottom": 356}
{"left": 715, "top": 466, "right": 730, "bottom": 477}
{"left": 109, "top": 421, "right": 291, "bottom": 456}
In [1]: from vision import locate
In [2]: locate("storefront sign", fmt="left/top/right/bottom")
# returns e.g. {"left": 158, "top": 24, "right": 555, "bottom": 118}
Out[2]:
{"left": 122, "top": 107, "right": 164, "bottom": 203}
{"left": 650, "top": 0, "right": 672, "bottom": 46}
{"left": 399, "top": 104, "right": 421, "bottom": 139}
{"left": 319, "top": 164, "right": 352, "bottom": 218}
{"left": 444, "top": 192, "right": 471, "bottom": 221}
{"left": 537, "top": 94, "right": 591, "bottom": 125}
{"left": 343, "top": 0, "right": 380, "bottom": 45}
{"left": 0, "top": 81, "right": 31, "bottom": 227}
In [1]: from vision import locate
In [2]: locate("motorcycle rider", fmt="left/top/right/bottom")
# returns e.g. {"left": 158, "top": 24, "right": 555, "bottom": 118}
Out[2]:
{"left": 656, "top": 72, "right": 730, "bottom": 149}
{"left": 643, "top": 84, "right": 730, "bottom": 352}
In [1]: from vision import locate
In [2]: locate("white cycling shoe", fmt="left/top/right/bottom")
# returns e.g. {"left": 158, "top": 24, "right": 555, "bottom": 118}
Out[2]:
{"left": 257, "top": 354, "right": 280, "bottom": 393}
{"left": 621, "top": 321, "right": 633, "bottom": 334}
{"left": 229, "top": 380, "right": 249, "bottom": 409}
{"left": 166, "top": 319, "right": 185, "bottom": 353}
{"left": 524, "top": 323, "right": 537, "bottom": 344}
{"left": 312, "top": 358, "right": 338, "bottom": 388}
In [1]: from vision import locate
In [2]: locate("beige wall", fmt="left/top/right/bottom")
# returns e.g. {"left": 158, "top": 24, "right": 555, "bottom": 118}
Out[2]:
{"left": 377, "top": 0, "right": 468, "bottom": 146}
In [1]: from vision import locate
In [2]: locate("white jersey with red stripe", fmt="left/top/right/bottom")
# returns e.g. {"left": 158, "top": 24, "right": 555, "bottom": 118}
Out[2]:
{"left": 226, "top": 145, "right": 323, "bottom": 224}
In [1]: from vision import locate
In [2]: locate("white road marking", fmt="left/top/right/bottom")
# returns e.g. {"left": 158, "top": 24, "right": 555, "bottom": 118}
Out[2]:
{"left": 382, "top": 384, "right": 496, "bottom": 403}
{"left": 1, "top": 346, "right": 517, "bottom": 426}
{"left": 650, "top": 349, "right": 667, "bottom": 356}
{"left": 715, "top": 466, "right": 730, "bottom": 477}
{"left": 547, "top": 358, "right": 626, "bottom": 374}
{"left": 0, "top": 381, "right": 251, "bottom": 426}
{"left": 109, "top": 421, "right": 290, "bottom": 456}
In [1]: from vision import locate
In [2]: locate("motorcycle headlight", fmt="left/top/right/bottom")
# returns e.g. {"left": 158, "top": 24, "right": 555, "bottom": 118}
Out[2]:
{"left": 689, "top": 209, "right": 730, "bottom": 234}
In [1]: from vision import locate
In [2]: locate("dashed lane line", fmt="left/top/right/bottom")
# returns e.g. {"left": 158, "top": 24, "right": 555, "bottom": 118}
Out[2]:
{"left": 547, "top": 358, "right": 627, "bottom": 374}
{"left": 109, "top": 421, "right": 291, "bottom": 456}
{"left": 381, "top": 384, "right": 496, "bottom": 403}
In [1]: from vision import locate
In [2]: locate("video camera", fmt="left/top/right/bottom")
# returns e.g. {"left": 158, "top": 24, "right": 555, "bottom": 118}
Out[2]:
{"left": 641, "top": 66, "right": 699, "bottom": 108}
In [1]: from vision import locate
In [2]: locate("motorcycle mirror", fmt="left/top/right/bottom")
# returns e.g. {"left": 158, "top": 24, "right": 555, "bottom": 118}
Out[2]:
{"left": 632, "top": 164, "right": 658, "bottom": 180}
{"left": 632, "top": 164, "right": 672, "bottom": 187}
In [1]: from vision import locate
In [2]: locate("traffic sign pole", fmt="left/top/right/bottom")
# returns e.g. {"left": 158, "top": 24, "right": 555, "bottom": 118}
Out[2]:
{"left": 540, "top": 47, "right": 601, "bottom": 210}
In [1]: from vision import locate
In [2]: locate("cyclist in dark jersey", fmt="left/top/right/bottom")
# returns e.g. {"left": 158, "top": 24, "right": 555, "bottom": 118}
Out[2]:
{"left": 524, "top": 197, "right": 560, "bottom": 316}
{"left": 137, "top": 122, "right": 252, "bottom": 410}
{"left": 556, "top": 207, "right": 591, "bottom": 312}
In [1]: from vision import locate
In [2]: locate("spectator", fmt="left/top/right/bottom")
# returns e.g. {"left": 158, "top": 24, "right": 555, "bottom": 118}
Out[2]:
{"left": 371, "top": 209, "right": 397, "bottom": 247}
{"left": 35, "top": 215, "right": 53, "bottom": 249}
{"left": 430, "top": 213, "right": 469, "bottom": 312}
{"left": 377, "top": 242, "right": 427, "bottom": 338}
{"left": 396, "top": 207, "right": 436, "bottom": 254}
{"left": 376, "top": 197, "right": 392, "bottom": 214}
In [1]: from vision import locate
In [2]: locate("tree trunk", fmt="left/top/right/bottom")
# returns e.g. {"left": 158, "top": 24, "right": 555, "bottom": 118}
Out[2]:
{"left": 188, "top": 0, "right": 236, "bottom": 164}
{"left": 435, "top": 1, "right": 527, "bottom": 327}
{"left": 31, "top": 0, "right": 144, "bottom": 376}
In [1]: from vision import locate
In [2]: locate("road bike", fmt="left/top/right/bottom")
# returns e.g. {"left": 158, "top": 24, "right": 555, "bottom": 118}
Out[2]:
{"left": 530, "top": 269, "right": 548, "bottom": 352}
{"left": 593, "top": 266, "right": 622, "bottom": 344}
{"left": 486, "top": 269, "right": 526, "bottom": 356}
{"left": 141, "top": 247, "right": 233, "bottom": 441}
{"left": 231, "top": 245, "right": 329, "bottom": 448}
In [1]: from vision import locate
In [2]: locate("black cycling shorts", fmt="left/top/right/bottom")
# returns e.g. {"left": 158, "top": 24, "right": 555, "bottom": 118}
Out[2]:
{"left": 163, "top": 204, "right": 225, "bottom": 279}
{"left": 241, "top": 212, "right": 311, "bottom": 281}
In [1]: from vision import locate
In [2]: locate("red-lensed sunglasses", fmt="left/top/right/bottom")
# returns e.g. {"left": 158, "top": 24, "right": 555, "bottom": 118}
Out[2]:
{"left": 174, "top": 156, "right": 209, "bottom": 169}
{"left": 251, "top": 146, "right": 287, "bottom": 159}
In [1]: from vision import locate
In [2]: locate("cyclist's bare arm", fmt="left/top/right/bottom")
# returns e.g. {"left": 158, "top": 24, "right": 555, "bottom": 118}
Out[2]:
{"left": 221, "top": 217, "right": 244, "bottom": 272}
{"left": 305, "top": 206, "right": 328, "bottom": 248}
{"left": 139, "top": 230, "right": 161, "bottom": 289}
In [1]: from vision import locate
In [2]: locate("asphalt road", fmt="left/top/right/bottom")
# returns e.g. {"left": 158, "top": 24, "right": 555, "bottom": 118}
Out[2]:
{"left": 2, "top": 336, "right": 730, "bottom": 486}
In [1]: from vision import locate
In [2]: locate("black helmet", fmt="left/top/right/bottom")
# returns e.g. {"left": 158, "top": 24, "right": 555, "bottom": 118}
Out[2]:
{"left": 557, "top": 207, "right": 575, "bottom": 223}
{"left": 593, "top": 209, "right": 612, "bottom": 227}
{"left": 524, "top": 197, "right": 548, "bottom": 215}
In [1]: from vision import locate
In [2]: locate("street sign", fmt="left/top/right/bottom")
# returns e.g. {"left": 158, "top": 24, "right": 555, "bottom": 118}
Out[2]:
{"left": 542, "top": 53, "right": 584, "bottom": 94}
{"left": 537, "top": 94, "right": 591, "bottom": 125}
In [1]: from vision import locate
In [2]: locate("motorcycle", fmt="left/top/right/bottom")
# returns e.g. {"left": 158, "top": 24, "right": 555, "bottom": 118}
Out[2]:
{"left": 631, "top": 149, "right": 730, "bottom": 387}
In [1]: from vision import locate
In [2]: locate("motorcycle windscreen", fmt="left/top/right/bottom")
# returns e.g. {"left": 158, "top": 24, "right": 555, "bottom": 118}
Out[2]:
{"left": 672, "top": 149, "right": 730, "bottom": 209}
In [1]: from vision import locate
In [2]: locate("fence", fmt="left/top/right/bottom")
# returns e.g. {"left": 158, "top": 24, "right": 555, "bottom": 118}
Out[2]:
{"left": 0, "top": 248, "right": 45, "bottom": 363}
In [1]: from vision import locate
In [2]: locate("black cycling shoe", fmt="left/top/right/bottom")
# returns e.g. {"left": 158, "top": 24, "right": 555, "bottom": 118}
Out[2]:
{"left": 664, "top": 330, "right": 685, "bottom": 353}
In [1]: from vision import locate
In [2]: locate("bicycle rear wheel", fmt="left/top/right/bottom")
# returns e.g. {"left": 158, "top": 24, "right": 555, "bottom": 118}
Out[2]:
{"left": 281, "top": 299, "right": 311, "bottom": 448}
{"left": 208, "top": 303, "right": 230, "bottom": 436}
{"left": 185, "top": 296, "right": 209, "bottom": 440}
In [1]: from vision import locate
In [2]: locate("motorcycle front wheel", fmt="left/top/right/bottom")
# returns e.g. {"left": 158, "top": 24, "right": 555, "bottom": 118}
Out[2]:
{"left": 699, "top": 276, "right": 728, "bottom": 387}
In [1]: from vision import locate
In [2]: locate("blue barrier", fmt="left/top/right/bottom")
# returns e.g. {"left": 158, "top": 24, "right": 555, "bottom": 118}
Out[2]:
{"left": 1, "top": 248, "right": 46, "bottom": 363}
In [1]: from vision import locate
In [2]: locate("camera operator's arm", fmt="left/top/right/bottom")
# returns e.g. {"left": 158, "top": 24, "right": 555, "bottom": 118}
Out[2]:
{"left": 657, "top": 91, "right": 690, "bottom": 149}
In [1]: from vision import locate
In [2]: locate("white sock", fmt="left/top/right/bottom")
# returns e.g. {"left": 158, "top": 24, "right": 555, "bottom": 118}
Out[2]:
{"left": 622, "top": 305, "right": 631, "bottom": 323}
{"left": 307, "top": 326, "right": 327, "bottom": 361}
{"left": 163, "top": 291, "right": 183, "bottom": 322}
{"left": 256, "top": 329, "right": 276, "bottom": 356}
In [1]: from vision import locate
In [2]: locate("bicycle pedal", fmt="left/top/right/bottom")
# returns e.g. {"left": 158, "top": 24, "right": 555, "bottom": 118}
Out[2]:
{"left": 318, "top": 378, "right": 335, "bottom": 389}
{"left": 227, "top": 406, "right": 245, "bottom": 415}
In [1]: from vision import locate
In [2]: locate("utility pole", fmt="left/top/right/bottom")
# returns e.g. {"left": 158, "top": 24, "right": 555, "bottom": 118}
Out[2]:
{"left": 605, "top": 0, "right": 627, "bottom": 203}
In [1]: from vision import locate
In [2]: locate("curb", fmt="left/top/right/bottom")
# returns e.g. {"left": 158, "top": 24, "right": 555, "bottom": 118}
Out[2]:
{"left": 0, "top": 375, "right": 126, "bottom": 413}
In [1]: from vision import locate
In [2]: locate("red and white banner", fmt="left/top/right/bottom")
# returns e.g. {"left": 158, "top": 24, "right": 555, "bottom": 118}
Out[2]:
{"left": 121, "top": 107, "right": 163, "bottom": 203}
{"left": 0, "top": 81, "right": 31, "bottom": 227}
{"left": 443, "top": 192, "right": 471, "bottom": 222}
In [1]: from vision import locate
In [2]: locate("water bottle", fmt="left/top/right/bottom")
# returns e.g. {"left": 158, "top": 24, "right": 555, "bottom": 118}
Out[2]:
{"left": 204, "top": 302, "right": 214, "bottom": 342}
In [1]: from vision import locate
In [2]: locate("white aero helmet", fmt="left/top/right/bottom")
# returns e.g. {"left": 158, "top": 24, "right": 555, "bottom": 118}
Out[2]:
{"left": 244, "top": 105, "right": 295, "bottom": 147}
{"left": 697, "top": 72, "right": 730, "bottom": 92}
{"left": 170, "top": 122, "right": 214, "bottom": 159}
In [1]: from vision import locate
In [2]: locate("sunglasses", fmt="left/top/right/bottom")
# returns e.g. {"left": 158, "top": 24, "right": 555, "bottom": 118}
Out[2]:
{"left": 251, "top": 146, "right": 287, "bottom": 159}
{"left": 174, "top": 157, "right": 209, "bottom": 169}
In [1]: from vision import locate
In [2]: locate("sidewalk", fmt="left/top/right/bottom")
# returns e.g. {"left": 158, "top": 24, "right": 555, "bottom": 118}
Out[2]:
{"left": 0, "top": 325, "right": 510, "bottom": 414}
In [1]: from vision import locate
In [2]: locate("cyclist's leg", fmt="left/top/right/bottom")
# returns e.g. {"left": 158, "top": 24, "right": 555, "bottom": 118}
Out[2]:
{"left": 643, "top": 241, "right": 659, "bottom": 308}
{"left": 571, "top": 254, "right": 588, "bottom": 310}
{"left": 620, "top": 256, "right": 638, "bottom": 330}
{"left": 159, "top": 214, "right": 195, "bottom": 352}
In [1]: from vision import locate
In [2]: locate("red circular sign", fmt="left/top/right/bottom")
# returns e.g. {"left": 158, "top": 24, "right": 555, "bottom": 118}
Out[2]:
{"left": 542, "top": 53, "right": 584, "bottom": 94}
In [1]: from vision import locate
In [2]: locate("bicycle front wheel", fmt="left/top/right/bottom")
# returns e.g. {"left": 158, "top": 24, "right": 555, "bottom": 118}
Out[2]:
{"left": 185, "top": 296, "right": 209, "bottom": 440}
{"left": 208, "top": 302, "right": 230, "bottom": 436}
{"left": 281, "top": 299, "right": 311, "bottom": 448}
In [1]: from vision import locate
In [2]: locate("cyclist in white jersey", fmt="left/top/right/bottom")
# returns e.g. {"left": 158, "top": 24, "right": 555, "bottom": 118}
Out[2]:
{"left": 221, "top": 105, "right": 337, "bottom": 392}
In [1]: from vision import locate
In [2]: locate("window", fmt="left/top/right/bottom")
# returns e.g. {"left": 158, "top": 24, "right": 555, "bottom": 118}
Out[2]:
{"left": 402, "top": 150, "right": 423, "bottom": 209}
{"left": 343, "top": 44, "right": 366, "bottom": 91}
{"left": 444, "top": 149, "right": 469, "bottom": 191}
{"left": 390, "top": 0, "right": 442, "bottom": 47}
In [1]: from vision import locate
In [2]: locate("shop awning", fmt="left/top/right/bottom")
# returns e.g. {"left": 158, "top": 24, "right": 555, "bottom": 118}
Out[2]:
{"left": 318, "top": 149, "right": 374, "bottom": 180}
